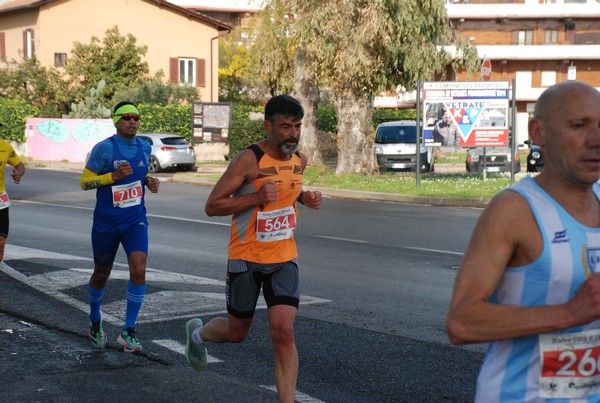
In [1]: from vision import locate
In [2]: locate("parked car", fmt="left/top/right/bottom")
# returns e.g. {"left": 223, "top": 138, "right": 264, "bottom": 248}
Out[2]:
{"left": 465, "top": 147, "right": 521, "bottom": 174}
{"left": 137, "top": 133, "right": 196, "bottom": 173}
{"left": 374, "top": 120, "right": 434, "bottom": 173}
{"left": 524, "top": 139, "right": 544, "bottom": 172}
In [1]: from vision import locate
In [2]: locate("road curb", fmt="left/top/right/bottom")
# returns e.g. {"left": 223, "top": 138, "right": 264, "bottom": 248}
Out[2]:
{"left": 308, "top": 186, "right": 489, "bottom": 208}
{"left": 171, "top": 174, "right": 490, "bottom": 208}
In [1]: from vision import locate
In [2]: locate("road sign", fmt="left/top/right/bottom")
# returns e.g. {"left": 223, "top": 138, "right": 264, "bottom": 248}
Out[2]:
{"left": 481, "top": 58, "right": 492, "bottom": 81}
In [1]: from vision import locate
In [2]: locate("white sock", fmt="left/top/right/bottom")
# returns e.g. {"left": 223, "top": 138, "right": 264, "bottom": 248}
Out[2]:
{"left": 192, "top": 326, "right": 205, "bottom": 345}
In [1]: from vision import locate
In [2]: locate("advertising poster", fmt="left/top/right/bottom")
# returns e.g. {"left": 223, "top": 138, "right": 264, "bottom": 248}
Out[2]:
{"left": 422, "top": 81, "right": 510, "bottom": 147}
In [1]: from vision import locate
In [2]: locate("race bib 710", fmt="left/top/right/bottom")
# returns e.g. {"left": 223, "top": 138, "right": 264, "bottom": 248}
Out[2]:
{"left": 112, "top": 180, "right": 143, "bottom": 208}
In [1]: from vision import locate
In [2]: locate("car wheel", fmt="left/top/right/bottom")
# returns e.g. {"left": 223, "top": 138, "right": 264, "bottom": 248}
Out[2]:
{"left": 148, "top": 156, "right": 161, "bottom": 173}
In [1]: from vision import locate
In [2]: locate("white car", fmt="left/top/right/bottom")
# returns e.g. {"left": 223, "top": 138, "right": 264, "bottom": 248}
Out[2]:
{"left": 137, "top": 133, "right": 196, "bottom": 173}
{"left": 374, "top": 120, "right": 434, "bottom": 173}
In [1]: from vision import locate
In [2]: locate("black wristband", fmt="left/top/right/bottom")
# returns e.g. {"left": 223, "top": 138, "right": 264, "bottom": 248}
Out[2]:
{"left": 297, "top": 191, "right": 305, "bottom": 205}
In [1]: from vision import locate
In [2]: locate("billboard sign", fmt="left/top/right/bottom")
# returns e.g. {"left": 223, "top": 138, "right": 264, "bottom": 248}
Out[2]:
{"left": 422, "top": 81, "right": 510, "bottom": 147}
{"left": 192, "top": 102, "right": 232, "bottom": 143}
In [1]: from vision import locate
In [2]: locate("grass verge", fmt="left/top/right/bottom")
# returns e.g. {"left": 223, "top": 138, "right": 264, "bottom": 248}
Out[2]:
{"left": 303, "top": 166, "right": 522, "bottom": 198}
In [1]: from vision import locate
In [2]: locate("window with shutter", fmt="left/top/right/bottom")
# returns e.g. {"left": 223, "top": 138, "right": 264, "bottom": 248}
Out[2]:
{"left": 0, "top": 32, "right": 5, "bottom": 60}
{"left": 196, "top": 59, "right": 206, "bottom": 88}
{"left": 169, "top": 58, "right": 179, "bottom": 84}
{"left": 169, "top": 57, "right": 207, "bottom": 87}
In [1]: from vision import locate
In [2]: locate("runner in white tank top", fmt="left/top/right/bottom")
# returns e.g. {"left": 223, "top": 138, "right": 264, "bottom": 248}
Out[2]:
{"left": 448, "top": 81, "right": 600, "bottom": 402}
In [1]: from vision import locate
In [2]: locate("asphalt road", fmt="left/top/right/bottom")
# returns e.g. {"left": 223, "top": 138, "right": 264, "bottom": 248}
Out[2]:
{"left": 0, "top": 167, "right": 485, "bottom": 403}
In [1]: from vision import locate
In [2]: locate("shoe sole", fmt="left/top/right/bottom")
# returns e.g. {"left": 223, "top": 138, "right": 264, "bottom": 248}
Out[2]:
{"left": 117, "top": 334, "right": 142, "bottom": 353}
{"left": 185, "top": 318, "right": 207, "bottom": 371}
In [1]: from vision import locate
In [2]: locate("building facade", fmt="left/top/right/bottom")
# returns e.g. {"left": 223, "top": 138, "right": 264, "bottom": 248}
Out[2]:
{"left": 377, "top": 0, "right": 600, "bottom": 145}
{"left": 0, "top": 0, "right": 231, "bottom": 102}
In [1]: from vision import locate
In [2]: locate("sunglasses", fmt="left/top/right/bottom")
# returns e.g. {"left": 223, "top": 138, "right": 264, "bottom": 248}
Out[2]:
{"left": 119, "top": 114, "right": 140, "bottom": 122}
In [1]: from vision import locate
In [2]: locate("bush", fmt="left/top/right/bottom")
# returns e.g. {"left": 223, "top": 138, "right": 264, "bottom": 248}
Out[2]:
{"left": 228, "top": 118, "right": 265, "bottom": 159}
{"left": 224, "top": 103, "right": 419, "bottom": 160}
{"left": 372, "top": 108, "right": 416, "bottom": 128}
{"left": 225, "top": 104, "right": 266, "bottom": 158}
{"left": 231, "top": 104, "right": 264, "bottom": 120}
{"left": 317, "top": 103, "right": 338, "bottom": 133}
{"left": 138, "top": 104, "right": 192, "bottom": 141}
{"left": 0, "top": 98, "right": 39, "bottom": 143}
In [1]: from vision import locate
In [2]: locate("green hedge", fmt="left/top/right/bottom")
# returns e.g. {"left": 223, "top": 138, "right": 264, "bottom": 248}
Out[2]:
{"left": 226, "top": 103, "right": 340, "bottom": 159}
{"left": 0, "top": 98, "right": 39, "bottom": 143}
{"left": 2, "top": 97, "right": 417, "bottom": 159}
{"left": 226, "top": 104, "right": 419, "bottom": 159}
{"left": 138, "top": 104, "right": 192, "bottom": 141}
{"left": 372, "top": 108, "right": 416, "bottom": 128}
{"left": 227, "top": 118, "right": 265, "bottom": 159}
{"left": 317, "top": 104, "right": 338, "bottom": 133}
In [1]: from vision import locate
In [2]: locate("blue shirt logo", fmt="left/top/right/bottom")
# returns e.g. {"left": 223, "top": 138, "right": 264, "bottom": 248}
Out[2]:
{"left": 551, "top": 230, "right": 569, "bottom": 244}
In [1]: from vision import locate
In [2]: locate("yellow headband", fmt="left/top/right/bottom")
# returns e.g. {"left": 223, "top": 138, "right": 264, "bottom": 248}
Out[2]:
{"left": 113, "top": 104, "right": 140, "bottom": 124}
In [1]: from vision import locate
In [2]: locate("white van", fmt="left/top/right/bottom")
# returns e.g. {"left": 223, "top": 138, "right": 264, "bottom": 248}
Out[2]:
{"left": 374, "top": 120, "right": 434, "bottom": 173}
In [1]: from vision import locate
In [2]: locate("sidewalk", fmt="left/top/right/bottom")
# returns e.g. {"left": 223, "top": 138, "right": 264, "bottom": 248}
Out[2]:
{"left": 29, "top": 160, "right": 489, "bottom": 208}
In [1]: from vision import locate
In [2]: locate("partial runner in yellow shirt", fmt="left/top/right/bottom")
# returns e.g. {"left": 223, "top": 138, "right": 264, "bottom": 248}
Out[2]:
{"left": 0, "top": 121, "right": 26, "bottom": 262}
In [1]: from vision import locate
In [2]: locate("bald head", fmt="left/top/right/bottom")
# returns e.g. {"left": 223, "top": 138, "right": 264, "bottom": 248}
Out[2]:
{"left": 534, "top": 81, "right": 598, "bottom": 122}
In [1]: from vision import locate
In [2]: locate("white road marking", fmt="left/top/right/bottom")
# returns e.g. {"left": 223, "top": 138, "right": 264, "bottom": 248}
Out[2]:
{"left": 152, "top": 339, "right": 222, "bottom": 363}
{"left": 405, "top": 246, "right": 464, "bottom": 256}
{"left": 1, "top": 244, "right": 330, "bottom": 326}
{"left": 16, "top": 199, "right": 93, "bottom": 211}
{"left": 260, "top": 385, "right": 326, "bottom": 403}
{"left": 15, "top": 200, "right": 229, "bottom": 226}
{"left": 147, "top": 213, "right": 230, "bottom": 226}
{"left": 314, "top": 235, "right": 464, "bottom": 256}
{"left": 0, "top": 260, "right": 122, "bottom": 325}
{"left": 3, "top": 244, "right": 329, "bottom": 403}
{"left": 314, "top": 235, "right": 370, "bottom": 244}
{"left": 155, "top": 339, "right": 325, "bottom": 402}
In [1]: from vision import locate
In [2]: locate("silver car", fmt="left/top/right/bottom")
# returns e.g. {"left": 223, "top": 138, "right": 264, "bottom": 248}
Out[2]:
{"left": 137, "top": 133, "right": 196, "bottom": 173}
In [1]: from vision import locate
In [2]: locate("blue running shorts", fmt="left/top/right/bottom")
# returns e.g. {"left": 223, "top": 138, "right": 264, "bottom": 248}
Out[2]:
{"left": 92, "top": 221, "right": 149, "bottom": 266}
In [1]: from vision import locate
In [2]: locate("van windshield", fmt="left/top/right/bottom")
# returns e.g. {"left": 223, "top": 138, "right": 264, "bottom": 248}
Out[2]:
{"left": 375, "top": 126, "right": 417, "bottom": 144}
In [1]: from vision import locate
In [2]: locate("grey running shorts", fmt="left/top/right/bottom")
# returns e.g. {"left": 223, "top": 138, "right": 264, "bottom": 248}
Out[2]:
{"left": 226, "top": 259, "right": 300, "bottom": 319}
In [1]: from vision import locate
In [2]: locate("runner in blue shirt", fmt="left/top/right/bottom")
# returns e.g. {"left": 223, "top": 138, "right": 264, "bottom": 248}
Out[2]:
{"left": 80, "top": 101, "right": 159, "bottom": 352}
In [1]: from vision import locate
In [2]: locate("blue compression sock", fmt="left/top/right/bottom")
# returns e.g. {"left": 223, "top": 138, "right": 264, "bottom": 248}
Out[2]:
{"left": 124, "top": 282, "right": 146, "bottom": 330}
{"left": 88, "top": 284, "right": 105, "bottom": 323}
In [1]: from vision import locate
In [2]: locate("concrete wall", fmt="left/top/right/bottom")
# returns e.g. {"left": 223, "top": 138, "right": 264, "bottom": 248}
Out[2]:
{"left": 21, "top": 117, "right": 229, "bottom": 163}
{"left": 24, "top": 118, "right": 113, "bottom": 162}
{"left": 194, "top": 142, "right": 228, "bottom": 162}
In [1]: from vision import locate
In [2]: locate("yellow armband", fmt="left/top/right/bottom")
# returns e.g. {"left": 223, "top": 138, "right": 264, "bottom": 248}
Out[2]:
{"left": 80, "top": 167, "right": 114, "bottom": 190}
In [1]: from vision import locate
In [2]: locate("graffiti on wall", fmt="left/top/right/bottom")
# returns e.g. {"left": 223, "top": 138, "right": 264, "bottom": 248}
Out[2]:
{"left": 26, "top": 118, "right": 114, "bottom": 162}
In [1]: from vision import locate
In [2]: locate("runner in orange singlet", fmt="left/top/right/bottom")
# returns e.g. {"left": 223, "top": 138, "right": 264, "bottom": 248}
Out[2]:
{"left": 185, "top": 95, "right": 322, "bottom": 403}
